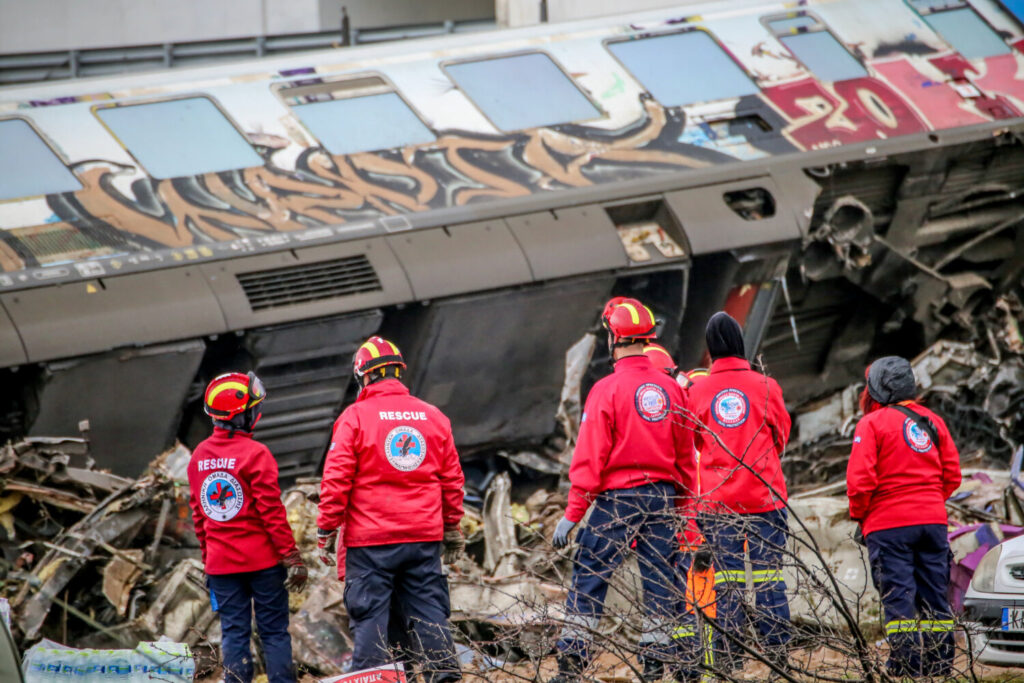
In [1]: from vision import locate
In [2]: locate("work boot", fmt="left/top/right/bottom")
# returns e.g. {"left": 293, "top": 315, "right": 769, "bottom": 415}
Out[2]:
{"left": 548, "top": 653, "right": 585, "bottom": 683}
{"left": 639, "top": 655, "right": 665, "bottom": 682}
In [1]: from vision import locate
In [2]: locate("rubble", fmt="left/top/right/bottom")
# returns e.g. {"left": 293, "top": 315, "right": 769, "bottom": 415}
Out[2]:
{"left": 3, "top": 312, "right": 1023, "bottom": 681}
{"left": 0, "top": 436, "right": 210, "bottom": 667}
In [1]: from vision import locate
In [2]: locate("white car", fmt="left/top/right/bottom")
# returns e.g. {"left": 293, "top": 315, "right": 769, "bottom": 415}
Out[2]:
{"left": 963, "top": 533, "right": 1024, "bottom": 665}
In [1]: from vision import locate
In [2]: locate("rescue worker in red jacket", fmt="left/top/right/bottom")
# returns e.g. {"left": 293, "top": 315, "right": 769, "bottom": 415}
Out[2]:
{"left": 550, "top": 298, "right": 698, "bottom": 682}
{"left": 643, "top": 343, "right": 717, "bottom": 671}
{"left": 687, "top": 312, "right": 792, "bottom": 671}
{"left": 317, "top": 336, "right": 465, "bottom": 682}
{"left": 846, "top": 356, "right": 961, "bottom": 678}
{"left": 187, "top": 372, "right": 308, "bottom": 683}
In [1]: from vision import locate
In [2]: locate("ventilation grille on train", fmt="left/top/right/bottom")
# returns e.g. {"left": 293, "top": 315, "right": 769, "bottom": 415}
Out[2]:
{"left": 237, "top": 256, "right": 382, "bottom": 311}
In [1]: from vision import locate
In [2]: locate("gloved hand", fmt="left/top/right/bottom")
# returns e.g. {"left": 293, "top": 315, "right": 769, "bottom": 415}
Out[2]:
{"left": 552, "top": 516, "right": 577, "bottom": 549}
{"left": 283, "top": 549, "right": 308, "bottom": 592}
{"left": 317, "top": 527, "right": 338, "bottom": 566}
{"left": 854, "top": 526, "right": 866, "bottom": 546}
{"left": 442, "top": 524, "right": 465, "bottom": 564}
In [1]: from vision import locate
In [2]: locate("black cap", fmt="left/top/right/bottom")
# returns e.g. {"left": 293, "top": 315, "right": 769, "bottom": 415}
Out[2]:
{"left": 866, "top": 356, "right": 916, "bottom": 405}
{"left": 706, "top": 311, "right": 745, "bottom": 361}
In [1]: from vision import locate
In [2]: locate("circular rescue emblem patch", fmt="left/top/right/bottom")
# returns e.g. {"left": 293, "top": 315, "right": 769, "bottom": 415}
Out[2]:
{"left": 384, "top": 426, "right": 427, "bottom": 471}
{"left": 634, "top": 383, "right": 670, "bottom": 422}
{"left": 903, "top": 418, "right": 933, "bottom": 453}
{"left": 712, "top": 388, "right": 749, "bottom": 428}
{"left": 200, "top": 471, "right": 244, "bottom": 522}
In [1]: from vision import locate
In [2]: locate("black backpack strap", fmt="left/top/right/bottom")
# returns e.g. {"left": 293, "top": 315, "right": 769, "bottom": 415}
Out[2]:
{"left": 889, "top": 404, "right": 940, "bottom": 448}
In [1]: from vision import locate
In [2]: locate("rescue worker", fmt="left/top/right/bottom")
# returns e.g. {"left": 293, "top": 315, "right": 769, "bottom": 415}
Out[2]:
{"left": 643, "top": 343, "right": 717, "bottom": 673}
{"left": 687, "top": 312, "right": 792, "bottom": 671}
{"left": 846, "top": 356, "right": 961, "bottom": 678}
{"left": 550, "top": 298, "right": 698, "bottom": 682}
{"left": 187, "top": 372, "right": 308, "bottom": 683}
{"left": 317, "top": 336, "right": 465, "bottom": 682}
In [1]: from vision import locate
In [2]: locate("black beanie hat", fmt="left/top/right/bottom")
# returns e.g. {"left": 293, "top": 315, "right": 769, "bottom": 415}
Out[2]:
{"left": 706, "top": 311, "right": 745, "bottom": 360}
{"left": 866, "top": 356, "right": 916, "bottom": 405}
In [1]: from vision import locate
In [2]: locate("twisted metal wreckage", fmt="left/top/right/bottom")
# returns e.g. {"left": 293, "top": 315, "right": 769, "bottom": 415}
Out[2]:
{"left": 0, "top": 297, "right": 1021, "bottom": 679}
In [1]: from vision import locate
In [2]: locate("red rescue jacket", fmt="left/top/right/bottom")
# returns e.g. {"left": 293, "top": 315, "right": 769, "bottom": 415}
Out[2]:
{"left": 187, "top": 428, "right": 298, "bottom": 575}
{"left": 317, "top": 379, "right": 465, "bottom": 547}
{"left": 846, "top": 401, "right": 961, "bottom": 535}
{"left": 687, "top": 357, "right": 791, "bottom": 514}
{"left": 566, "top": 355, "right": 696, "bottom": 523}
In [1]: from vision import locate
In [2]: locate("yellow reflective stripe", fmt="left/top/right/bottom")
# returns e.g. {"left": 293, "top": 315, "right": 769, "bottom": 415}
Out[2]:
{"left": 386, "top": 340, "right": 400, "bottom": 355}
{"left": 703, "top": 624, "right": 714, "bottom": 669}
{"left": 885, "top": 620, "right": 919, "bottom": 634}
{"left": 207, "top": 381, "right": 248, "bottom": 405}
{"left": 714, "top": 570, "right": 745, "bottom": 585}
{"left": 920, "top": 620, "right": 955, "bottom": 632}
{"left": 360, "top": 341, "right": 381, "bottom": 358}
{"left": 672, "top": 625, "right": 696, "bottom": 639}
{"left": 751, "top": 569, "right": 784, "bottom": 583}
{"left": 618, "top": 302, "right": 641, "bottom": 324}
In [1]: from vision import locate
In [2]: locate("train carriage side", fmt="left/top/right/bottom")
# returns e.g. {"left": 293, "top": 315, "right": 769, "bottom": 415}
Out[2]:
{"left": 0, "top": 0, "right": 1022, "bottom": 478}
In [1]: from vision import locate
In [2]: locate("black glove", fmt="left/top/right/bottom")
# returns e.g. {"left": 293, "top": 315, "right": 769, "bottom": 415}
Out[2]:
{"left": 854, "top": 526, "right": 866, "bottom": 546}
{"left": 552, "top": 516, "right": 577, "bottom": 549}
{"left": 317, "top": 527, "right": 338, "bottom": 567}
{"left": 283, "top": 549, "right": 308, "bottom": 592}
{"left": 442, "top": 525, "right": 465, "bottom": 564}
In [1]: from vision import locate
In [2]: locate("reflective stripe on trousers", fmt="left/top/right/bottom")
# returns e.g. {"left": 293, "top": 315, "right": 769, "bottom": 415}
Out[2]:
{"left": 884, "top": 619, "right": 955, "bottom": 635}
{"left": 713, "top": 569, "right": 784, "bottom": 585}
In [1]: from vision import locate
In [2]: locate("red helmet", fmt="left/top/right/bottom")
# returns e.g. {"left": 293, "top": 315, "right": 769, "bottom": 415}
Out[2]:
{"left": 643, "top": 343, "right": 678, "bottom": 376}
{"left": 602, "top": 297, "right": 657, "bottom": 343}
{"left": 353, "top": 336, "right": 406, "bottom": 378}
{"left": 204, "top": 372, "right": 266, "bottom": 420}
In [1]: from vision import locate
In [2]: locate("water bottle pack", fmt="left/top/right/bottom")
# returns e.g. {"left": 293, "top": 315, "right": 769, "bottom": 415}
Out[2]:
{"left": 23, "top": 638, "right": 195, "bottom": 682}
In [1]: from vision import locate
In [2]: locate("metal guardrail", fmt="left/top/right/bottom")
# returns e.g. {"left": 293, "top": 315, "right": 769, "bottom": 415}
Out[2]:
{"left": 0, "top": 18, "right": 496, "bottom": 86}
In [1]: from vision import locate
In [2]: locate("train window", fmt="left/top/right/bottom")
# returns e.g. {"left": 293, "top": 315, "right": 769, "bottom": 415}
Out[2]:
{"left": 287, "top": 84, "right": 434, "bottom": 155}
{"left": 444, "top": 52, "right": 600, "bottom": 131}
{"left": 606, "top": 31, "right": 758, "bottom": 106}
{"left": 0, "top": 119, "right": 81, "bottom": 201}
{"left": 766, "top": 14, "right": 867, "bottom": 82}
{"left": 908, "top": 1, "right": 1011, "bottom": 58}
{"left": 94, "top": 97, "right": 262, "bottom": 179}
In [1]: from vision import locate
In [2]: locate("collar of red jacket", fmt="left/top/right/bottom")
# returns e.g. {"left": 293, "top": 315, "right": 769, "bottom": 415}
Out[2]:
{"left": 613, "top": 354, "right": 654, "bottom": 372}
{"left": 212, "top": 426, "right": 253, "bottom": 439}
{"left": 710, "top": 356, "right": 750, "bottom": 373}
{"left": 356, "top": 378, "right": 411, "bottom": 401}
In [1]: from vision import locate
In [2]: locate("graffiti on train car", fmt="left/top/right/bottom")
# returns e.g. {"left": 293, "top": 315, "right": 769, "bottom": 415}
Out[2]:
{"left": 3, "top": 98, "right": 763, "bottom": 264}
{"left": 2, "top": 2, "right": 1024, "bottom": 273}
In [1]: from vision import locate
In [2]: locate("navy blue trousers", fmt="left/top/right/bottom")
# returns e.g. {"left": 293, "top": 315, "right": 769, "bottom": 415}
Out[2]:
{"left": 699, "top": 509, "right": 791, "bottom": 663}
{"left": 344, "top": 541, "right": 460, "bottom": 682}
{"left": 866, "top": 524, "right": 954, "bottom": 678}
{"left": 558, "top": 483, "right": 697, "bottom": 676}
{"left": 208, "top": 564, "right": 294, "bottom": 683}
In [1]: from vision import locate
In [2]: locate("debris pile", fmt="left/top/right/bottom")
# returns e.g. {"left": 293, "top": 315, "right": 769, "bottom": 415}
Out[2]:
{"left": 0, "top": 435, "right": 213, "bottom": 667}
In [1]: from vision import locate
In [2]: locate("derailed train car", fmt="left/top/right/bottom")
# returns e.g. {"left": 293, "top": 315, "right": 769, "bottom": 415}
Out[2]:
{"left": 0, "top": 0, "right": 1023, "bottom": 478}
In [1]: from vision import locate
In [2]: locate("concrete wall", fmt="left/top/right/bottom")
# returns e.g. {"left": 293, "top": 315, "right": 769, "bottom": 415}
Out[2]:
{"left": 0, "top": 0, "right": 493, "bottom": 54}
{"left": 497, "top": 0, "right": 709, "bottom": 27}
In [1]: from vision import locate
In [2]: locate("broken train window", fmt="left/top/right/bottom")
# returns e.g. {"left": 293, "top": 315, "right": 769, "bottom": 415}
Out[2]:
{"left": 443, "top": 51, "right": 602, "bottom": 131}
{"left": 277, "top": 74, "right": 436, "bottom": 155}
{"left": 606, "top": 29, "right": 760, "bottom": 107}
{"left": 94, "top": 96, "right": 263, "bottom": 179}
{"left": 0, "top": 118, "right": 82, "bottom": 201}
{"left": 908, "top": 0, "right": 1012, "bottom": 58}
{"left": 763, "top": 12, "right": 868, "bottom": 83}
